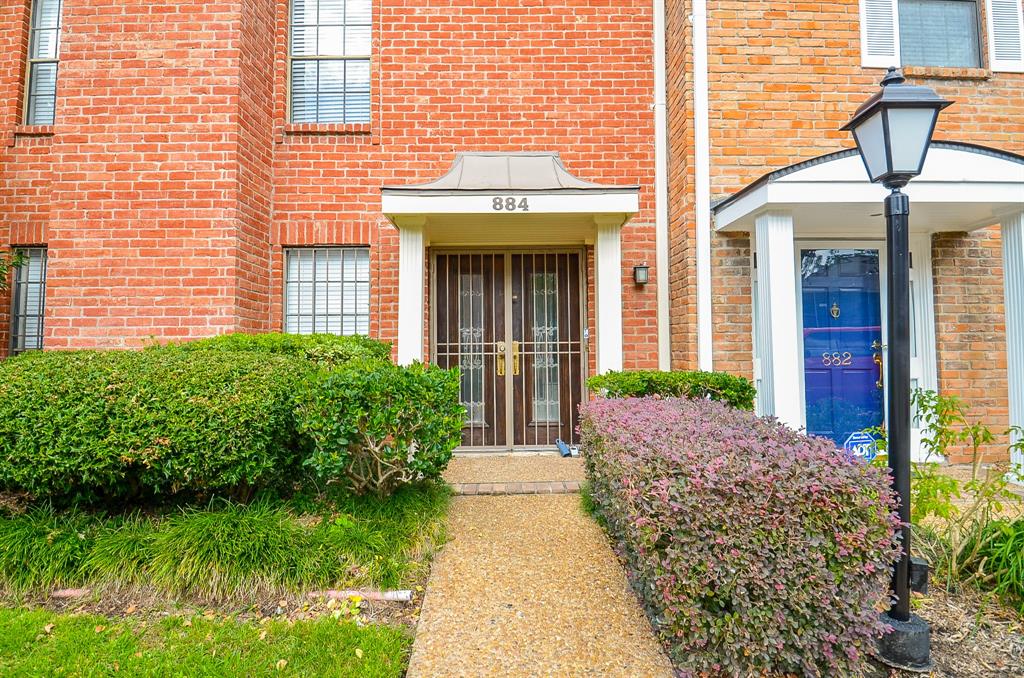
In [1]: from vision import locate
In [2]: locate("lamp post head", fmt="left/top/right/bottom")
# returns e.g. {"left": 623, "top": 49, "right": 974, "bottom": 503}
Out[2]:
{"left": 842, "top": 67, "right": 953, "bottom": 190}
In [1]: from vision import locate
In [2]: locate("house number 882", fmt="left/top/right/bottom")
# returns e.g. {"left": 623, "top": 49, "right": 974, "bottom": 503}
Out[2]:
{"left": 492, "top": 197, "right": 530, "bottom": 212}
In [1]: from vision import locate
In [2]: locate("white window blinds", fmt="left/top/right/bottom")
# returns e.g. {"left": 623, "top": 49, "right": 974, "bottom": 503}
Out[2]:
{"left": 290, "top": 0, "right": 371, "bottom": 123}
{"left": 284, "top": 247, "right": 370, "bottom": 336}
{"left": 25, "top": 0, "right": 62, "bottom": 125}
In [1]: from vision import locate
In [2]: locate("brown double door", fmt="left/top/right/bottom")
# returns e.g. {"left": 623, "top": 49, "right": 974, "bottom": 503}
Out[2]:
{"left": 433, "top": 252, "right": 586, "bottom": 450}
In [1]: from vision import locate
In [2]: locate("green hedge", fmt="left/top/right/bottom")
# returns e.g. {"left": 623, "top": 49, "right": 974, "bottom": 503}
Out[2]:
{"left": 295, "top": 361, "right": 464, "bottom": 496}
{"left": 160, "top": 332, "right": 391, "bottom": 369}
{"left": 587, "top": 369, "right": 756, "bottom": 410}
{"left": 0, "top": 350, "right": 307, "bottom": 503}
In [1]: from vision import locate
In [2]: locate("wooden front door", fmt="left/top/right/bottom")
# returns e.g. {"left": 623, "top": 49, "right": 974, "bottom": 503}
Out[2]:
{"left": 433, "top": 251, "right": 586, "bottom": 450}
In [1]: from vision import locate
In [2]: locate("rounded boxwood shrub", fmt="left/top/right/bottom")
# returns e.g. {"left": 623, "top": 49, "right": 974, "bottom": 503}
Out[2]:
{"left": 160, "top": 332, "right": 391, "bottom": 369}
{"left": 580, "top": 397, "right": 900, "bottom": 677}
{"left": 0, "top": 350, "right": 307, "bottom": 503}
{"left": 295, "top": 360, "right": 463, "bottom": 497}
{"left": 587, "top": 369, "right": 756, "bottom": 410}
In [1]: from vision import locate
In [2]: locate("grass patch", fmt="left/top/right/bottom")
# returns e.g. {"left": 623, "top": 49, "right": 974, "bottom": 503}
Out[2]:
{"left": 578, "top": 482, "right": 606, "bottom": 529}
{"left": 0, "top": 608, "right": 409, "bottom": 677}
{"left": 0, "top": 483, "right": 450, "bottom": 602}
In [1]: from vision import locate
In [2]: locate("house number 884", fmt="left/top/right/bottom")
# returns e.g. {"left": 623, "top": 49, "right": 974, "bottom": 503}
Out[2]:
{"left": 492, "top": 197, "right": 530, "bottom": 212}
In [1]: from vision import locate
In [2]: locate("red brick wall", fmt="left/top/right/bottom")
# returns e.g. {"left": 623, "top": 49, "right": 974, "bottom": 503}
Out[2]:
{"left": 667, "top": 0, "right": 1022, "bottom": 457}
{"left": 0, "top": 0, "right": 660, "bottom": 369}
{"left": 267, "top": 0, "right": 660, "bottom": 368}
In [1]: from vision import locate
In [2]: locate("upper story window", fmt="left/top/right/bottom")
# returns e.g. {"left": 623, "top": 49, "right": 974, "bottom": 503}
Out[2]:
{"left": 284, "top": 247, "right": 370, "bottom": 335}
{"left": 900, "top": 0, "right": 982, "bottom": 67}
{"left": 861, "top": 0, "right": 1024, "bottom": 72}
{"left": 289, "top": 0, "right": 371, "bottom": 124}
{"left": 10, "top": 248, "right": 48, "bottom": 354}
{"left": 25, "top": 0, "right": 63, "bottom": 125}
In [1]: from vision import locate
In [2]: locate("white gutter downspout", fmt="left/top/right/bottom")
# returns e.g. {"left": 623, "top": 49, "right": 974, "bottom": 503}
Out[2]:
{"left": 654, "top": 0, "right": 671, "bottom": 370}
{"left": 693, "top": 0, "right": 713, "bottom": 371}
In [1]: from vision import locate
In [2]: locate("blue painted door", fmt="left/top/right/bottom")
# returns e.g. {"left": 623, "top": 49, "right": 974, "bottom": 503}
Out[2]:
{"left": 800, "top": 249, "right": 884, "bottom": 446}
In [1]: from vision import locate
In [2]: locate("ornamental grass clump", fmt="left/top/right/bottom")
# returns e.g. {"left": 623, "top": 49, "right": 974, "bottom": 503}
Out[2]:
{"left": 580, "top": 397, "right": 901, "bottom": 677}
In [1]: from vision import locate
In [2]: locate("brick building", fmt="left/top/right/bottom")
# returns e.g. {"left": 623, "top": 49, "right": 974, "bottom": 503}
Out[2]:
{"left": 667, "top": 0, "right": 1024, "bottom": 462}
{"left": 1, "top": 0, "right": 1022, "bottom": 460}
{"left": 0, "top": 0, "right": 669, "bottom": 451}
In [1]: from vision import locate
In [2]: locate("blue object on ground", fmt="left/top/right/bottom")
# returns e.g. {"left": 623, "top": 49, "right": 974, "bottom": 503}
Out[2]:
{"left": 556, "top": 439, "right": 571, "bottom": 457}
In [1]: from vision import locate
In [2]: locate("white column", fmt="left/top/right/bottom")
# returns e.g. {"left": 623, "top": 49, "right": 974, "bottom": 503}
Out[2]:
{"left": 396, "top": 219, "right": 425, "bottom": 366}
{"left": 1004, "top": 212, "right": 1024, "bottom": 470}
{"left": 754, "top": 212, "right": 802, "bottom": 430}
{"left": 595, "top": 217, "right": 624, "bottom": 374}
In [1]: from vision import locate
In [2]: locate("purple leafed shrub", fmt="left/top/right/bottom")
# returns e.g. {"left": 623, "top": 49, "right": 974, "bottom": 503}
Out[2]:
{"left": 580, "top": 397, "right": 901, "bottom": 677}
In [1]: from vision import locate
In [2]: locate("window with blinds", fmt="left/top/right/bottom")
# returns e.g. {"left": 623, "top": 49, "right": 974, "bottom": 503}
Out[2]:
{"left": 899, "top": 0, "right": 982, "bottom": 67}
{"left": 10, "top": 248, "right": 48, "bottom": 354}
{"left": 25, "top": 0, "right": 63, "bottom": 125}
{"left": 284, "top": 247, "right": 370, "bottom": 335}
{"left": 289, "top": 0, "right": 371, "bottom": 124}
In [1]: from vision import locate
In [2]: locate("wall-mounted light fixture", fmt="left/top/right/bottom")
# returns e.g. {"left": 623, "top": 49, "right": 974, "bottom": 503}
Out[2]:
{"left": 633, "top": 264, "right": 650, "bottom": 285}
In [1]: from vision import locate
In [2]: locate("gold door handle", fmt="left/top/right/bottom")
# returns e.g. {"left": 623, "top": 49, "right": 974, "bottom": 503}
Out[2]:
{"left": 872, "top": 340, "right": 884, "bottom": 389}
{"left": 496, "top": 342, "right": 506, "bottom": 377}
{"left": 512, "top": 340, "right": 521, "bottom": 376}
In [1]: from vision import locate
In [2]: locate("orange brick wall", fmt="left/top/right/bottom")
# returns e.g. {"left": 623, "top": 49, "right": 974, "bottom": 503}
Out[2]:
{"left": 0, "top": 0, "right": 661, "bottom": 370}
{"left": 667, "top": 0, "right": 1023, "bottom": 458}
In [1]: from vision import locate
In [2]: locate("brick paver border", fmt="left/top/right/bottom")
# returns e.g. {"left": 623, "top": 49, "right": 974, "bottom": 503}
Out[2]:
{"left": 450, "top": 481, "right": 582, "bottom": 495}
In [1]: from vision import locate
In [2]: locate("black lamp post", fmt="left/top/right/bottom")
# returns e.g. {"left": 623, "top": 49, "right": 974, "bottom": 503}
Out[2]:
{"left": 842, "top": 67, "right": 952, "bottom": 672}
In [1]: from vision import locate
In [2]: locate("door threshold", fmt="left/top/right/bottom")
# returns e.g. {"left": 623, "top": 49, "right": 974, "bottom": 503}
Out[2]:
{"left": 454, "top": 448, "right": 561, "bottom": 457}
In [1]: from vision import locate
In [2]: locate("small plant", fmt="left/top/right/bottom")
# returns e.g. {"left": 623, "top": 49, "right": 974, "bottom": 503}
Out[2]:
{"left": 295, "top": 361, "right": 464, "bottom": 497}
{"left": 587, "top": 369, "right": 756, "bottom": 410}
{"left": 887, "top": 389, "right": 1023, "bottom": 590}
{"left": 971, "top": 518, "right": 1024, "bottom": 610}
{"left": 0, "top": 249, "right": 25, "bottom": 292}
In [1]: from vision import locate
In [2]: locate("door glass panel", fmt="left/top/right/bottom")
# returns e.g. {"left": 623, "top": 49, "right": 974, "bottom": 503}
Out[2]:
{"left": 459, "top": 272, "right": 485, "bottom": 423}
{"left": 800, "top": 249, "right": 884, "bottom": 446}
{"left": 531, "top": 272, "right": 560, "bottom": 422}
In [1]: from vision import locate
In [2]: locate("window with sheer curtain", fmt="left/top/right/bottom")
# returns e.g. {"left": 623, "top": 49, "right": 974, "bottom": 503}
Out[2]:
{"left": 25, "top": 0, "right": 62, "bottom": 125}
{"left": 289, "top": 0, "right": 371, "bottom": 124}
{"left": 899, "top": 0, "right": 982, "bottom": 67}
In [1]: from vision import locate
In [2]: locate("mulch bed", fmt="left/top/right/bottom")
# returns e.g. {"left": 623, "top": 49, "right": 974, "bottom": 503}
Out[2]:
{"left": 869, "top": 586, "right": 1024, "bottom": 677}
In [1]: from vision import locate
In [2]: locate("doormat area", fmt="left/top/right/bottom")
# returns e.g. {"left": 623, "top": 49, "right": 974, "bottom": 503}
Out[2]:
{"left": 443, "top": 454, "right": 586, "bottom": 487}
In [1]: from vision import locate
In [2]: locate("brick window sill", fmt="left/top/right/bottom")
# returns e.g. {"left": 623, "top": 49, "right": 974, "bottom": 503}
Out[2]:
{"left": 284, "top": 122, "right": 371, "bottom": 136}
{"left": 13, "top": 124, "right": 55, "bottom": 136}
{"left": 902, "top": 66, "right": 990, "bottom": 81}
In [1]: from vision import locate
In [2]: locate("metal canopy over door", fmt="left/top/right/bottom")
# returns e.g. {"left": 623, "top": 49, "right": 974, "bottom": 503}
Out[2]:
{"left": 433, "top": 251, "right": 586, "bottom": 451}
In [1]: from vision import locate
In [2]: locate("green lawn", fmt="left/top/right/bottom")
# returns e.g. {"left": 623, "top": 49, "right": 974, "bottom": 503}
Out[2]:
{"left": 0, "top": 608, "right": 410, "bottom": 678}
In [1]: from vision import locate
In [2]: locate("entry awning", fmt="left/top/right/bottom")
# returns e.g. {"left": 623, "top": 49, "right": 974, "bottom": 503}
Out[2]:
{"left": 381, "top": 152, "right": 640, "bottom": 215}
{"left": 712, "top": 142, "right": 1024, "bottom": 235}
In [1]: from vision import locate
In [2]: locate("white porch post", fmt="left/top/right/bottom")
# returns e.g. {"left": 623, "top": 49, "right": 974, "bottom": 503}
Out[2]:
{"left": 595, "top": 216, "right": 624, "bottom": 374}
{"left": 396, "top": 218, "right": 426, "bottom": 366}
{"left": 754, "top": 212, "right": 803, "bottom": 430}
{"left": 1004, "top": 211, "right": 1024, "bottom": 469}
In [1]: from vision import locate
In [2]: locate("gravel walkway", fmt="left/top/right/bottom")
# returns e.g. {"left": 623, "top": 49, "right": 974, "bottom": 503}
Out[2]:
{"left": 407, "top": 494, "right": 673, "bottom": 677}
